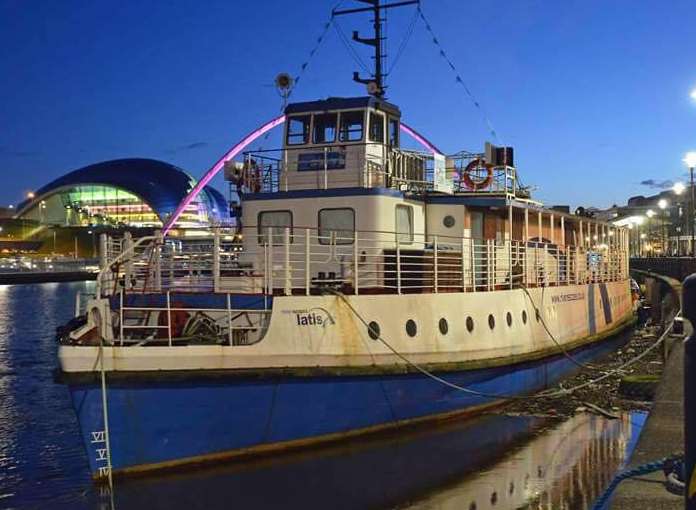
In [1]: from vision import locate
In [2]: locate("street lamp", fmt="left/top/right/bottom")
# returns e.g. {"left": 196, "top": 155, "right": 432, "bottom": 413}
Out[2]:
{"left": 658, "top": 199, "right": 668, "bottom": 255}
{"left": 683, "top": 151, "right": 696, "bottom": 256}
{"left": 674, "top": 182, "right": 686, "bottom": 195}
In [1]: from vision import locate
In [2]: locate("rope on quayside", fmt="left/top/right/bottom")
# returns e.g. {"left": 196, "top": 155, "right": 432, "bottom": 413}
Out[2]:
{"left": 325, "top": 288, "right": 678, "bottom": 401}
{"left": 591, "top": 453, "right": 684, "bottom": 509}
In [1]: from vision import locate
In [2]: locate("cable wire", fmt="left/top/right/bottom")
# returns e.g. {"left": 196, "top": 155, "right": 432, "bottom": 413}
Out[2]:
{"left": 416, "top": 4, "right": 502, "bottom": 144}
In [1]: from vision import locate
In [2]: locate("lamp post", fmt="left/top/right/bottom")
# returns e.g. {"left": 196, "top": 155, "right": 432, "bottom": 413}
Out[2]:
{"left": 658, "top": 198, "right": 668, "bottom": 255}
{"left": 674, "top": 182, "right": 686, "bottom": 255}
{"left": 684, "top": 152, "right": 696, "bottom": 256}
{"left": 646, "top": 209, "right": 655, "bottom": 255}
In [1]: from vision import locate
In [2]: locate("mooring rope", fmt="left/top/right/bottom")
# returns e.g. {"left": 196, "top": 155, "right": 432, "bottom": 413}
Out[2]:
{"left": 326, "top": 289, "right": 677, "bottom": 401}
{"left": 98, "top": 338, "right": 114, "bottom": 494}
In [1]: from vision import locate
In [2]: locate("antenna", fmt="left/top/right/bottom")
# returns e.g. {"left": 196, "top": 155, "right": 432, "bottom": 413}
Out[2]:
{"left": 333, "top": 0, "right": 419, "bottom": 98}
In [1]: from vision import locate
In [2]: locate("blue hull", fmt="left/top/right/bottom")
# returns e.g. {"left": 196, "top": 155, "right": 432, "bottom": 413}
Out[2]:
{"left": 68, "top": 331, "right": 628, "bottom": 477}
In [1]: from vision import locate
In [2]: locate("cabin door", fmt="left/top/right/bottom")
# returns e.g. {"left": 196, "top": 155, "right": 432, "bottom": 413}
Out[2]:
{"left": 470, "top": 211, "right": 486, "bottom": 287}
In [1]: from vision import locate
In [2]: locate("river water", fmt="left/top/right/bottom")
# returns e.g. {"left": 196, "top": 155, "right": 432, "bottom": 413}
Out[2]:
{"left": 0, "top": 282, "right": 645, "bottom": 510}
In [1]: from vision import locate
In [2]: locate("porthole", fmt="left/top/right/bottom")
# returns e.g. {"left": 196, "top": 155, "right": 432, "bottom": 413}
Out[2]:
{"left": 522, "top": 310, "right": 528, "bottom": 324}
{"left": 469, "top": 503, "right": 477, "bottom": 510}
{"left": 439, "top": 317, "right": 449, "bottom": 335}
{"left": 490, "top": 491, "right": 498, "bottom": 505}
{"left": 535, "top": 309, "right": 541, "bottom": 322}
{"left": 406, "top": 319, "right": 417, "bottom": 337}
{"left": 488, "top": 314, "right": 495, "bottom": 330}
{"left": 506, "top": 312, "right": 512, "bottom": 327}
{"left": 466, "top": 316, "right": 474, "bottom": 333}
{"left": 367, "top": 321, "right": 380, "bottom": 340}
{"left": 443, "top": 215, "right": 456, "bottom": 228}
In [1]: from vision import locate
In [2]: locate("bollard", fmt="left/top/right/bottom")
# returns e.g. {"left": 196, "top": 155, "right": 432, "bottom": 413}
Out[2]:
{"left": 684, "top": 273, "right": 696, "bottom": 508}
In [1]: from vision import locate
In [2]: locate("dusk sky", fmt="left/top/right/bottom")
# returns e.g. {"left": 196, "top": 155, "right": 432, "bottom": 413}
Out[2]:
{"left": 2, "top": 0, "right": 696, "bottom": 209}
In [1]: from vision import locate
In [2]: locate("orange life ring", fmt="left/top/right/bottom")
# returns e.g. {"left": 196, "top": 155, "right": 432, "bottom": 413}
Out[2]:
{"left": 462, "top": 159, "right": 494, "bottom": 190}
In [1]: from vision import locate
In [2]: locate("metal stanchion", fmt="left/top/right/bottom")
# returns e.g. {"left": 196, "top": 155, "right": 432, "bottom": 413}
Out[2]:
{"left": 684, "top": 273, "right": 696, "bottom": 508}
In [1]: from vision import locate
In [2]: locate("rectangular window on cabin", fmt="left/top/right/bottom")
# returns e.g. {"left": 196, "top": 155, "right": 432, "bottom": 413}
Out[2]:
{"left": 395, "top": 205, "right": 414, "bottom": 243}
{"left": 389, "top": 118, "right": 399, "bottom": 146}
{"left": 338, "top": 111, "right": 364, "bottom": 142}
{"left": 258, "top": 210, "right": 293, "bottom": 245}
{"left": 286, "top": 115, "right": 310, "bottom": 145}
{"left": 312, "top": 113, "right": 337, "bottom": 144}
{"left": 318, "top": 208, "right": 355, "bottom": 245}
{"left": 369, "top": 112, "right": 384, "bottom": 143}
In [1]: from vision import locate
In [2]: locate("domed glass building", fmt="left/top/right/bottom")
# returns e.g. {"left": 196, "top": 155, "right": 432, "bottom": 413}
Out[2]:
{"left": 15, "top": 159, "right": 229, "bottom": 230}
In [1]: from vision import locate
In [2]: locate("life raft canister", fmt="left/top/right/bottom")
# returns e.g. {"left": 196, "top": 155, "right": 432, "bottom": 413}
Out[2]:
{"left": 461, "top": 158, "right": 494, "bottom": 191}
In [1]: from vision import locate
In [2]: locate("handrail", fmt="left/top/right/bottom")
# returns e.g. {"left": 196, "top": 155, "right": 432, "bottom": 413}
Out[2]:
{"left": 96, "top": 234, "right": 159, "bottom": 297}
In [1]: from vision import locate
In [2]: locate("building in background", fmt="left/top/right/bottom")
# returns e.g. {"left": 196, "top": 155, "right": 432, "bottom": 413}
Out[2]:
{"left": 1, "top": 159, "right": 230, "bottom": 256}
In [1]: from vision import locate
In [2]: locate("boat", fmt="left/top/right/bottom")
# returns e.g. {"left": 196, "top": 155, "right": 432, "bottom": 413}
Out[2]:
{"left": 56, "top": 0, "right": 635, "bottom": 480}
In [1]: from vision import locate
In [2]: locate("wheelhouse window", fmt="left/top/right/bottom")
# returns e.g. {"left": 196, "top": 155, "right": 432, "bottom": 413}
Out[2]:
{"left": 389, "top": 118, "right": 399, "bottom": 146}
{"left": 258, "top": 210, "right": 293, "bottom": 245}
{"left": 318, "top": 208, "right": 355, "bottom": 245}
{"left": 369, "top": 112, "right": 384, "bottom": 143}
{"left": 338, "top": 111, "right": 364, "bottom": 142}
{"left": 286, "top": 115, "right": 310, "bottom": 145}
{"left": 396, "top": 205, "right": 413, "bottom": 243}
{"left": 312, "top": 113, "right": 337, "bottom": 144}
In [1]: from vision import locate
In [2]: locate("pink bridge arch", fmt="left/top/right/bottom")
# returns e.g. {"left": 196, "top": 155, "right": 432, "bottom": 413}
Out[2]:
{"left": 162, "top": 116, "right": 443, "bottom": 234}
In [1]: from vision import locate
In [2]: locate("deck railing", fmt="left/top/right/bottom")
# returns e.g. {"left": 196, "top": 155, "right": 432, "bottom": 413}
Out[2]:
{"left": 96, "top": 228, "right": 629, "bottom": 298}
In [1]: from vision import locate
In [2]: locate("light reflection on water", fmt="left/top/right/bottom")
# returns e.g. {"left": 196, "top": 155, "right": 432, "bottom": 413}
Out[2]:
{"left": 0, "top": 282, "right": 645, "bottom": 510}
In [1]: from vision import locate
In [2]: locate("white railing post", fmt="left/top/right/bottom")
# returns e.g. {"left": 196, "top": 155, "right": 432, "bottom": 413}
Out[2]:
{"left": 154, "top": 231, "right": 163, "bottom": 292}
{"left": 323, "top": 146, "right": 328, "bottom": 190}
{"left": 213, "top": 228, "right": 221, "bottom": 292}
{"left": 166, "top": 291, "right": 172, "bottom": 347}
{"left": 267, "top": 227, "right": 274, "bottom": 295}
{"left": 353, "top": 231, "right": 359, "bottom": 295}
{"left": 433, "top": 235, "right": 439, "bottom": 293}
{"left": 284, "top": 227, "right": 291, "bottom": 296}
{"left": 75, "top": 291, "right": 81, "bottom": 317}
{"left": 487, "top": 240, "right": 493, "bottom": 291}
{"left": 305, "top": 228, "right": 311, "bottom": 296}
{"left": 508, "top": 239, "right": 513, "bottom": 290}
{"left": 227, "top": 293, "right": 233, "bottom": 346}
{"left": 119, "top": 290, "right": 124, "bottom": 346}
{"left": 470, "top": 238, "right": 476, "bottom": 292}
{"left": 544, "top": 243, "right": 549, "bottom": 287}
{"left": 123, "top": 232, "right": 133, "bottom": 290}
{"left": 461, "top": 237, "right": 466, "bottom": 292}
{"left": 396, "top": 238, "right": 402, "bottom": 295}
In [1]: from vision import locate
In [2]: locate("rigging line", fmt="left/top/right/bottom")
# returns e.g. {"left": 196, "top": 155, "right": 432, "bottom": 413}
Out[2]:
{"left": 416, "top": 4, "right": 502, "bottom": 144}
{"left": 332, "top": 18, "right": 372, "bottom": 75}
{"left": 326, "top": 288, "right": 676, "bottom": 401}
{"left": 386, "top": 6, "right": 419, "bottom": 75}
{"left": 255, "top": 2, "right": 339, "bottom": 153}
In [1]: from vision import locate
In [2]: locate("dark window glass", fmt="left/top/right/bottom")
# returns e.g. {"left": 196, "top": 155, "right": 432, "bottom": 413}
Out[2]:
{"left": 389, "top": 118, "right": 399, "bottom": 146}
{"left": 339, "top": 111, "right": 364, "bottom": 142}
{"left": 405, "top": 319, "right": 417, "bottom": 337}
{"left": 287, "top": 115, "right": 310, "bottom": 145}
{"left": 369, "top": 112, "right": 384, "bottom": 142}
{"left": 318, "top": 208, "right": 355, "bottom": 245}
{"left": 258, "top": 210, "right": 292, "bottom": 245}
{"left": 312, "top": 113, "right": 337, "bottom": 144}
{"left": 368, "top": 321, "right": 380, "bottom": 340}
{"left": 396, "top": 205, "right": 414, "bottom": 243}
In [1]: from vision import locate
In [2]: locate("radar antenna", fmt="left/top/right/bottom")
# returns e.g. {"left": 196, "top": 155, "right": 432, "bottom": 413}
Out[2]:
{"left": 333, "top": 0, "right": 419, "bottom": 98}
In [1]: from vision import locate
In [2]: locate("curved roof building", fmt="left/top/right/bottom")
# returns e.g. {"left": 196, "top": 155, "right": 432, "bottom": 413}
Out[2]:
{"left": 15, "top": 158, "right": 229, "bottom": 229}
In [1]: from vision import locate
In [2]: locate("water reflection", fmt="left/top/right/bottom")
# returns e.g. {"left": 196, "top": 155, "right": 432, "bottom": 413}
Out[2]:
{"left": 107, "top": 412, "right": 643, "bottom": 510}
{"left": 406, "top": 412, "right": 646, "bottom": 510}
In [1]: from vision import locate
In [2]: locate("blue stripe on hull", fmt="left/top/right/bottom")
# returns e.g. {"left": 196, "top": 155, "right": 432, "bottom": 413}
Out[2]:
{"left": 69, "top": 334, "right": 626, "bottom": 476}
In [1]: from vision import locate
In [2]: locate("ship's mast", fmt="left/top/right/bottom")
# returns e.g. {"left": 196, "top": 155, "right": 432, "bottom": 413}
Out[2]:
{"left": 333, "top": 0, "right": 419, "bottom": 98}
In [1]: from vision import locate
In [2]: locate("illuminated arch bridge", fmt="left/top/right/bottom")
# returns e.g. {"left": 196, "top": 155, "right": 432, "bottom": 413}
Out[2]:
{"left": 15, "top": 158, "right": 229, "bottom": 230}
